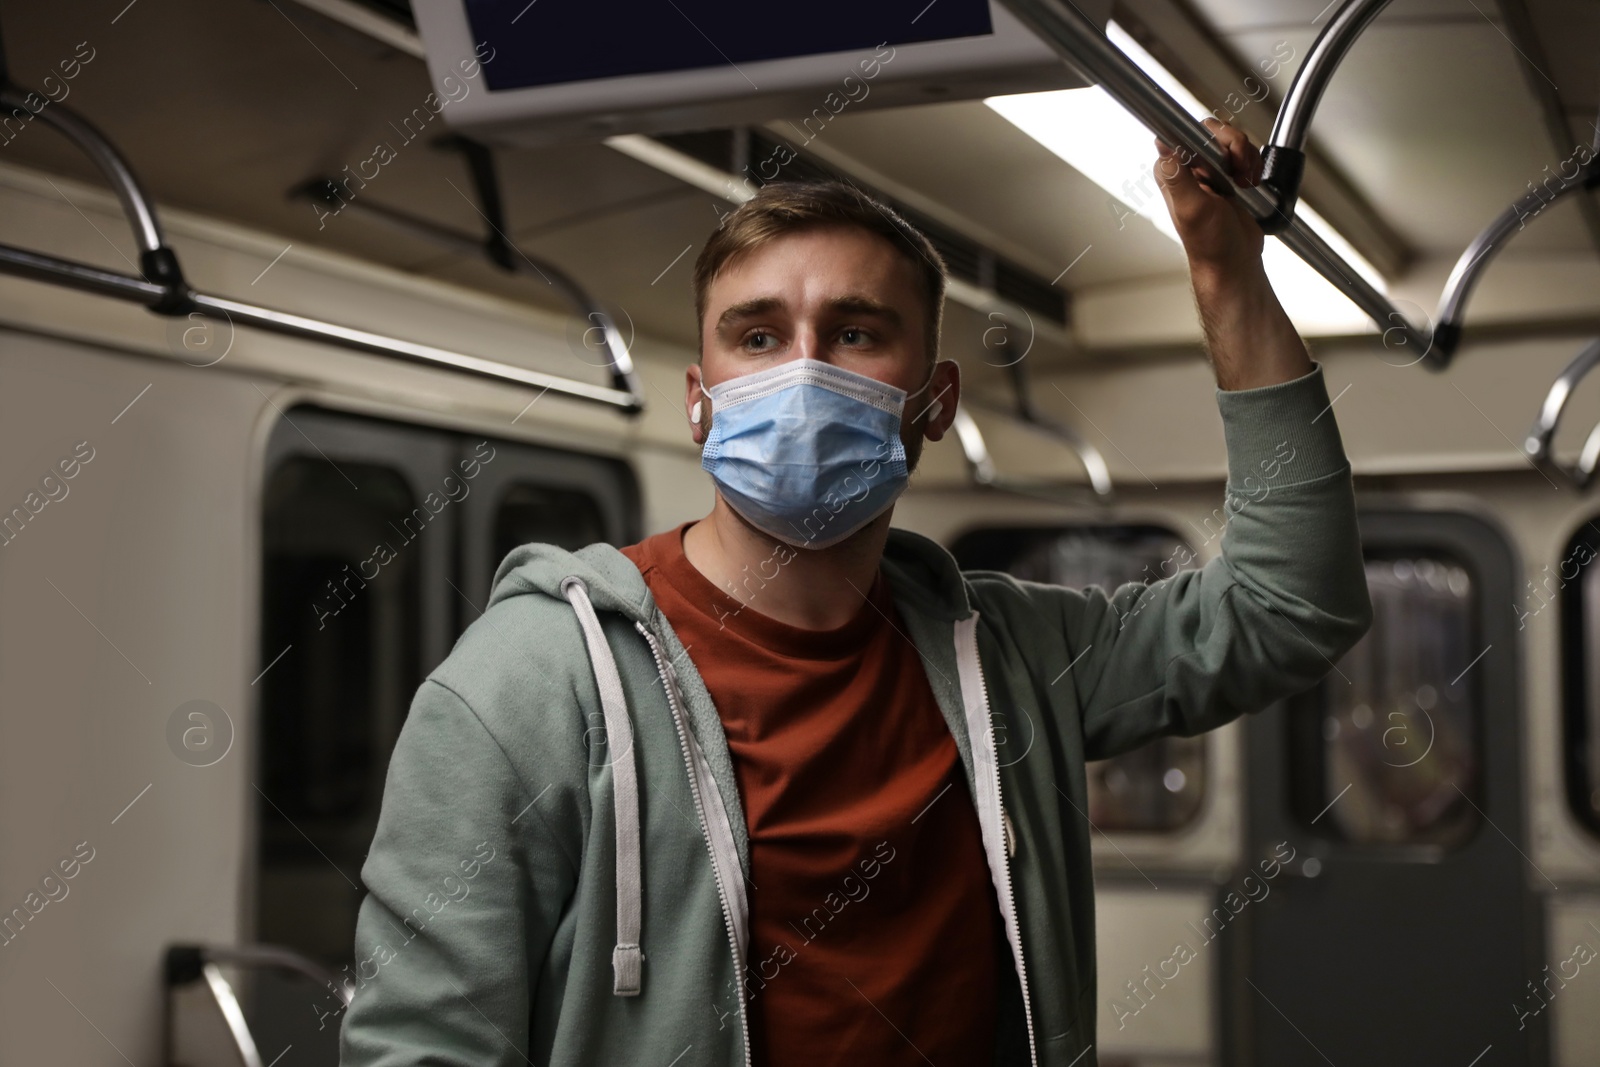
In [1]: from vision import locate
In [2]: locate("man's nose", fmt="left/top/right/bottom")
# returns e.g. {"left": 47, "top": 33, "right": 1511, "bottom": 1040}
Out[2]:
{"left": 792, "top": 327, "right": 822, "bottom": 364}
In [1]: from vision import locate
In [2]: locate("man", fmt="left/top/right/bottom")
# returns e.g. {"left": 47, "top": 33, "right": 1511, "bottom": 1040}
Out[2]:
{"left": 339, "top": 120, "right": 1371, "bottom": 1066}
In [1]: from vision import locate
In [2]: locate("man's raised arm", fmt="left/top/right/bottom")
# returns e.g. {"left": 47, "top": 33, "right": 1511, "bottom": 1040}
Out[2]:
{"left": 1021, "top": 120, "right": 1373, "bottom": 758}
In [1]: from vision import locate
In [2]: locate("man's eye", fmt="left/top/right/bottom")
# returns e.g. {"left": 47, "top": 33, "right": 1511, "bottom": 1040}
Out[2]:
{"left": 744, "top": 331, "right": 774, "bottom": 350}
{"left": 841, "top": 328, "right": 868, "bottom": 345}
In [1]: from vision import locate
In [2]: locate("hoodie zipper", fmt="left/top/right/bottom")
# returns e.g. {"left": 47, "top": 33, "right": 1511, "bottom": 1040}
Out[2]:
{"left": 635, "top": 621, "right": 755, "bottom": 1067}
{"left": 955, "top": 615, "right": 1041, "bottom": 1067}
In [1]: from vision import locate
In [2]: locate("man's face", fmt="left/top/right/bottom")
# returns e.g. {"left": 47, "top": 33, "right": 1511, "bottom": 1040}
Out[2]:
{"left": 686, "top": 225, "right": 959, "bottom": 466}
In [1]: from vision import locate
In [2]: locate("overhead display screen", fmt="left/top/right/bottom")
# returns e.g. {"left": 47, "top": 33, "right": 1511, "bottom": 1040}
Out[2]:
{"left": 464, "top": 0, "right": 996, "bottom": 92}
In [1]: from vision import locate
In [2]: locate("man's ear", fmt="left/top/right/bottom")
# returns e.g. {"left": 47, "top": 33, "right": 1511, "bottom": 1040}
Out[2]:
{"left": 685, "top": 363, "right": 708, "bottom": 445}
{"left": 920, "top": 360, "right": 961, "bottom": 443}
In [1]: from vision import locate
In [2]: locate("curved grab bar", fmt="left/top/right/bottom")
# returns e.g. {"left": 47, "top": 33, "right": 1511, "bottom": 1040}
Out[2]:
{"left": 455, "top": 134, "right": 643, "bottom": 403}
{"left": 952, "top": 408, "right": 999, "bottom": 486}
{"left": 950, "top": 404, "right": 1114, "bottom": 500}
{"left": 1257, "top": 0, "right": 1394, "bottom": 231}
{"left": 1024, "top": 410, "right": 1113, "bottom": 497}
{"left": 164, "top": 942, "right": 351, "bottom": 1067}
{"left": 1525, "top": 337, "right": 1600, "bottom": 489}
{"left": 1000, "top": 349, "right": 1114, "bottom": 497}
{"left": 0, "top": 86, "right": 164, "bottom": 254}
{"left": 0, "top": 83, "right": 645, "bottom": 413}
{"left": 1429, "top": 155, "right": 1600, "bottom": 368}
{"left": 293, "top": 175, "right": 642, "bottom": 404}
{"left": 0, "top": 84, "right": 187, "bottom": 309}
{"left": 998, "top": 0, "right": 1433, "bottom": 360}
{"left": 165, "top": 942, "right": 353, "bottom": 1006}
{"left": 199, "top": 963, "right": 265, "bottom": 1067}
{"left": 943, "top": 313, "right": 1114, "bottom": 497}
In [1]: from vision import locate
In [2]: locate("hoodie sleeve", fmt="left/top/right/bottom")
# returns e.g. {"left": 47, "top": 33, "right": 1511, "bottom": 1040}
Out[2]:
{"left": 1034, "top": 363, "right": 1373, "bottom": 760}
{"left": 339, "top": 678, "right": 575, "bottom": 1067}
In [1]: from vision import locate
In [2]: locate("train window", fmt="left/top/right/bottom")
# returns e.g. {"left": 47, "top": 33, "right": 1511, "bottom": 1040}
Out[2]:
{"left": 1562, "top": 522, "right": 1600, "bottom": 833}
{"left": 258, "top": 456, "right": 425, "bottom": 963}
{"left": 458, "top": 438, "right": 642, "bottom": 612}
{"left": 1290, "top": 556, "right": 1481, "bottom": 847}
{"left": 951, "top": 525, "right": 1206, "bottom": 832}
{"left": 493, "top": 481, "right": 610, "bottom": 562}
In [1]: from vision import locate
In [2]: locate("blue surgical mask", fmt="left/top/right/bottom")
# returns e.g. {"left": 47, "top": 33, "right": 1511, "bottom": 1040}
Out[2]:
{"left": 701, "top": 359, "right": 931, "bottom": 549}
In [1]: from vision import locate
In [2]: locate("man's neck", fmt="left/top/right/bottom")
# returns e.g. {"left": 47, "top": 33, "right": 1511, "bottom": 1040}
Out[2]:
{"left": 681, "top": 498, "right": 889, "bottom": 631}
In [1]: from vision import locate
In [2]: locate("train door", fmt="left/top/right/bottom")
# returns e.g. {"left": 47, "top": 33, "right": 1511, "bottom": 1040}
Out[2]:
{"left": 251, "top": 405, "right": 637, "bottom": 1065}
{"left": 1241, "top": 510, "right": 1540, "bottom": 1066}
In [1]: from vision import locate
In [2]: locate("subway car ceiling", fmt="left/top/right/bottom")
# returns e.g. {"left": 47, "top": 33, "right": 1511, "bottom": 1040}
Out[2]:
{"left": 0, "top": 0, "right": 1595, "bottom": 493}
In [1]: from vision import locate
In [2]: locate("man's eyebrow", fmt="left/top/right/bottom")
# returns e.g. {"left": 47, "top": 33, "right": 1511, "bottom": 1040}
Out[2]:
{"left": 713, "top": 295, "right": 905, "bottom": 332}
{"left": 825, "top": 296, "right": 902, "bottom": 325}
{"left": 715, "top": 297, "right": 782, "bottom": 331}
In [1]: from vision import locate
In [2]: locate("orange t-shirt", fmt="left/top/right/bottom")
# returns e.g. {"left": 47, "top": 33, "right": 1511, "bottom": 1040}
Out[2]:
{"left": 621, "top": 523, "right": 1000, "bottom": 1066}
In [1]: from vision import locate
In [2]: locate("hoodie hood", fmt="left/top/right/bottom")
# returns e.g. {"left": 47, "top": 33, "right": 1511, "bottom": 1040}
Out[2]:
{"left": 881, "top": 527, "right": 974, "bottom": 622}
{"left": 487, "top": 537, "right": 659, "bottom": 621}
{"left": 485, "top": 524, "right": 975, "bottom": 625}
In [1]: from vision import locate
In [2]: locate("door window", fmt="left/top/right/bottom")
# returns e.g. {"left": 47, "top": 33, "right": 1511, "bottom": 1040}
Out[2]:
{"left": 1290, "top": 555, "right": 1482, "bottom": 847}
{"left": 951, "top": 525, "right": 1206, "bottom": 832}
{"left": 1560, "top": 523, "right": 1600, "bottom": 834}
{"left": 492, "top": 482, "right": 610, "bottom": 563}
{"left": 258, "top": 456, "right": 424, "bottom": 959}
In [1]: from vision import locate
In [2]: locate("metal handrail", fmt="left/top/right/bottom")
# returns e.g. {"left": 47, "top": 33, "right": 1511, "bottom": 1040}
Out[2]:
{"left": 198, "top": 964, "right": 264, "bottom": 1067}
{"left": 952, "top": 407, "right": 999, "bottom": 486}
{"left": 0, "top": 86, "right": 645, "bottom": 414}
{"left": 1429, "top": 154, "right": 1600, "bottom": 368}
{"left": 164, "top": 942, "right": 350, "bottom": 1067}
{"left": 1259, "top": 0, "right": 1393, "bottom": 229}
{"left": 1021, "top": 410, "right": 1113, "bottom": 497}
{"left": 1436, "top": 124, "right": 1600, "bottom": 478}
{"left": 951, "top": 404, "right": 1114, "bottom": 502}
{"left": 293, "top": 148, "right": 641, "bottom": 404}
{"left": 998, "top": 0, "right": 1433, "bottom": 359}
{"left": 1525, "top": 338, "right": 1600, "bottom": 489}
{"left": 1, "top": 88, "right": 164, "bottom": 255}
{"left": 1002, "top": 345, "right": 1113, "bottom": 497}
{"left": 0, "top": 85, "right": 188, "bottom": 309}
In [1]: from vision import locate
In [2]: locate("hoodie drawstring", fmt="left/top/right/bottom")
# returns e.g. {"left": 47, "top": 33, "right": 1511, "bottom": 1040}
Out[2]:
{"left": 561, "top": 577, "right": 644, "bottom": 996}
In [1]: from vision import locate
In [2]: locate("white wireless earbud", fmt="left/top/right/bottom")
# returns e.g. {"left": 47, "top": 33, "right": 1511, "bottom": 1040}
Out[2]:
{"left": 927, "top": 400, "right": 944, "bottom": 422}
{"left": 690, "top": 401, "right": 703, "bottom": 424}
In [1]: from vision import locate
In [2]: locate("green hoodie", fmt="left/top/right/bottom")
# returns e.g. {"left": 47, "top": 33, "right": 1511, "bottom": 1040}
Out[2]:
{"left": 338, "top": 364, "right": 1371, "bottom": 1067}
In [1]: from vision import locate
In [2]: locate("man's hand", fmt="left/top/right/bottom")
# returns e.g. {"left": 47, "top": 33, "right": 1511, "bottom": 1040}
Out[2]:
{"left": 1153, "top": 118, "right": 1313, "bottom": 391}
{"left": 1154, "top": 118, "right": 1264, "bottom": 274}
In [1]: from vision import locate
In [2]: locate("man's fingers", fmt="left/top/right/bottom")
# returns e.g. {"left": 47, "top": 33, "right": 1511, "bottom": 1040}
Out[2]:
{"left": 1152, "top": 139, "right": 1208, "bottom": 226}
{"left": 1154, "top": 141, "right": 1227, "bottom": 206}
{"left": 1201, "top": 117, "right": 1261, "bottom": 188}
{"left": 1156, "top": 123, "right": 1261, "bottom": 194}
